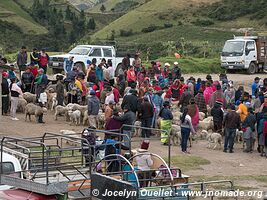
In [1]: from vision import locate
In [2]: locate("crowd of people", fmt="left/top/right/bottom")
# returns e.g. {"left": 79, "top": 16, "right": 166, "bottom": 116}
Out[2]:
{"left": 1, "top": 48, "right": 267, "bottom": 158}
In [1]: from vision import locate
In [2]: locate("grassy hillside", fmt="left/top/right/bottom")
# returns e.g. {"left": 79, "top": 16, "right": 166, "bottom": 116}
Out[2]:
{"left": 88, "top": 0, "right": 147, "bottom": 12}
{"left": 0, "top": 0, "right": 47, "bottom": 34}
{"left": 90, "top": 0, "right": 219, "bottom": 39}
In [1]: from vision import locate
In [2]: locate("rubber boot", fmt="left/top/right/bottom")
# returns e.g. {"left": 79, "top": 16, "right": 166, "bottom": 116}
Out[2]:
{"left": 38, "top": 114, "right": 45, "bottom": 123}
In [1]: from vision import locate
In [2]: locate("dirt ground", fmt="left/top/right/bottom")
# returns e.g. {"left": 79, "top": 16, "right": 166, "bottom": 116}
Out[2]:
{"left": 0, "top": 73, "right": 267, "bottom": 198}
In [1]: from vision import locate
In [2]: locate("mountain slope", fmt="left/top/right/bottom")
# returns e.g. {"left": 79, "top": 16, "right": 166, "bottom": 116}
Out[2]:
{"left": 0, "top": 0, "right": 47, "bottom": 34}
{"left": 91, "top": 0, "right": 219, "bottom": 39}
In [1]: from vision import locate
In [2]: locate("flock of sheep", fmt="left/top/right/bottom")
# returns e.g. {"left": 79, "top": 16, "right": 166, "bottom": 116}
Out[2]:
{"left": 17, "top": 87, "right": 244, "bottom": 151}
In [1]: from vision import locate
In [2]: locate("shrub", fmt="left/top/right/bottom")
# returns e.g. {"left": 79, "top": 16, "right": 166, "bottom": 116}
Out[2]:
{"left": 141, "top": 24, "right": 158, "bottom": 33}
{"left": 192, "top": 19, "right": 214, "bottom": 26}
{"left": 119, "top": 29, "right": 133, "bottom": 37}
{"left": 164, "top": 23, "right": 173, "bottom": 28}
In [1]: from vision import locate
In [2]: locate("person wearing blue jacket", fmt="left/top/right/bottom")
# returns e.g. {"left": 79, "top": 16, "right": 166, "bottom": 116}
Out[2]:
{"left": 252, "top": 77, "right": 260, "bottom": 98}
{"left": 96, "top": 63, "right": 104, "bottom": 81}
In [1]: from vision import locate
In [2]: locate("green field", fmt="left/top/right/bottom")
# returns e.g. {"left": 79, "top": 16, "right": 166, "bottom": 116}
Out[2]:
{"left": 0, "top": 0, "right": 47, "bottom": 34}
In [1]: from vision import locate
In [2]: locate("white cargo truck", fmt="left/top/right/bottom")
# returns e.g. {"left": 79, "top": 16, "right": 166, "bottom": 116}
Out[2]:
{"left": 221, "top": 36, "right": 267, "bottom": 74}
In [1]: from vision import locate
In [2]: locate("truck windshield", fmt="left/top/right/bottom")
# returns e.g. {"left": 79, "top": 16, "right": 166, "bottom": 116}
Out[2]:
{"left": 69, "top": 47, "right": 91, "bottom": 55}
{"left": 222, "top": 41, "right": 245, "bottom": 56}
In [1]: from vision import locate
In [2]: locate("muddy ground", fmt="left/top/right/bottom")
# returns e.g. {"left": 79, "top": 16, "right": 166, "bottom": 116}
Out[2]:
{"left": 0, "top": 73, "right": 266, "bottom": 199}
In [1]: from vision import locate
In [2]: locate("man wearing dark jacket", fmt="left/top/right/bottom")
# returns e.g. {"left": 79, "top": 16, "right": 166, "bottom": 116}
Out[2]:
{"left": 139, "top": 97, "right": 154, "bottom": 138}
{"left": 17, "top": 46, "right": 27, "bottom": 78}
{"left": 178, "top": 87, "right": 193, "bottom": 112}
{"left": 121, "top": 89, "right": 138, "bottom": 113}
{"left": 223, "top": 104, "right": 241, "bottom": 153}
{"left": 113, "top": 104, "right": 136, "bottom": 148}
{"left": 87, "top": 90, "right": 100, "bottom": 128}
{"left": 211, "top": 101, "right": 224, "bottom": 133}
{"left": 1, "top": 72, "right": 9, "bottom": 115}
{"left": 21, "top": 66, "right": 34, "bottom": 93}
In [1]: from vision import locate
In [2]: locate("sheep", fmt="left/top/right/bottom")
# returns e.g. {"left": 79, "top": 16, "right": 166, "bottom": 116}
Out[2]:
{"left": 235, "top": 129, "right": 243, "bottom": 144}
{"left": 207, "top": 132, "right": 222, "bottom": 149}
{"left": 46, "top": 91, "right": 57, "bottom": 110}
{"left": 203, "top": 116, "right": 213, "bottom": 122}
{"left": 25, "top": 103, "right": 47, "bottom": 122}
{"left": 133, "top": 121, "right": 141, "bottom": 137}
{"left": 199, "top": 112, "right": 206, "bottom": 121}
{"left": 83, "top": 110, "right": 89, "bottom": 125}
{"left": 170, "top": 124, "right": 181, "bottom": 146}
{"left": 68, "top": 110, "right": 81, "bottom": 126}
{"left": 17, "top": 97, "right": 27, "bottom": 113}
{"left": 170, "top": 124, "right": 192, "bottom": 147}
{"left": 54, "top": 105, "right": 68, "bottom": 120}
{"left": 97, "top": 113, "right": 105, "bottom": 129}
{"left": 198, "top": 130, "right": 208, "bottom": 140}
{"left": 59, "top": 130, "right": 80, "bottom": 146}
{"left": 172, "top": 111, "right": 182, "bottom": 125}
{"left": 51, "top": 96, "right": 58, "bottom": 111}
{"left": 23, "top": 92, "right": 36, "bottom": 103}
{"left": 199, "top": 117, "right": 213, "bottom": 131}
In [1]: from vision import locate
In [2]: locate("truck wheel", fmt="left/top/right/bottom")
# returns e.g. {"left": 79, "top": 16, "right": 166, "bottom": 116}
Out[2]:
{"left": 52, "top": 68, "right": 62, "bottom": 74}
{"left": 115, "top": 64, "right": 123, "bottom": 77}
{"left": 247, "top": 63, "right": 256, "bottom": 74}
{"left": 75, "top": 63, "right": 86, "bottom": 74}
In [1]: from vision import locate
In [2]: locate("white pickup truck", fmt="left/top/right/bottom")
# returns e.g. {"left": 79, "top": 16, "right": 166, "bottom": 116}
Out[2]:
{"left": 49, "top": 45, "right": 132, "bottom": 76}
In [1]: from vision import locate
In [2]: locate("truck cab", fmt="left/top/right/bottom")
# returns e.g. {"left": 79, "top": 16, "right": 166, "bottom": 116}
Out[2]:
{"left": 49, "top": 45, "right": 128, "bottom": 76}
{"left": 221, "top": 36, "right": 267, "bottom": 74}
{"left": 0, "top": 152, "right": 22, "bottom": 190}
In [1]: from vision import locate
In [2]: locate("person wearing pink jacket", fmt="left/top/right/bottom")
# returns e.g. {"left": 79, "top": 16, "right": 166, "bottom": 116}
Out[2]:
{"left": 204, "top": 82, "right": 213, "bottom": 105}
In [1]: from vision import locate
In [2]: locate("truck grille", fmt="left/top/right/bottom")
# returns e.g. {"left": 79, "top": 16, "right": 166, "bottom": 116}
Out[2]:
{"left": 51, "top": 57, "right": 64, "bottom": 62}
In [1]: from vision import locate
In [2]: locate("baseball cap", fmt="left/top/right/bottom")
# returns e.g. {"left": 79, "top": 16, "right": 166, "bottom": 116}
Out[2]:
{"left": 174, "top": 62, "right": 178, "bottom": 65}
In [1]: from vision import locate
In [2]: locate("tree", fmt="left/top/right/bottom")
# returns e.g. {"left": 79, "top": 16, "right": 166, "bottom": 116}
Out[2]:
{"left": 65, "top": 5, "right": 71, "bottom": 20}
{"left": 100, "top": 4, "right": 106, "bottom": 13}
{"left": 87, "top": 18, "right": 96, "bottom": 30}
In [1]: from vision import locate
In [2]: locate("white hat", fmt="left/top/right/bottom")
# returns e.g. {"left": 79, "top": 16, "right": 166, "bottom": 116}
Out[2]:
{"left": 164, "top": 63, "right": 170, "bottom": 67}
{"left": 174, "top": 62, "right": 178, "bottom": 65}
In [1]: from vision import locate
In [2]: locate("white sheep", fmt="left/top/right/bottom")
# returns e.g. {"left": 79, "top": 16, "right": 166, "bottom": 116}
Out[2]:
{"left": 199, "top": 112, "right": 206, "bottom": 121}
{"left": 46, "top": 91, "right": 57, "bottom": 110}
{"left": 235, "top": 129, "right": 243, "bottom": 144}
{"left": 83, "top": 110, "right": 89, "bottom": 125}
{"left": 51, "top": 96, "right": 58, "bottom": 111}
{"left": 198, "top": 130, "right": 208, "bottom": 140}
{"left": 54, "top": 105, "right": 68, "bottom": 120}
{"left": 171, "top": 124, "right": 181, "bottom": 146}
{"left": 68, "top": 110, "right": 81, "bottom": 126}
{"left": 97, "top": 113, "right": 105, "bottom": 129}
{"left": 172, "top": 111, "right": 182, "bottom": 125}
{"left": 23, "top": 92, "right": 36, "bottom": 103}
{"left": 59, "top": 130, "right": 80, "bottom": 146}
{"left": 133, "top": 121, "right": 141, "bottom": 137}
{"left": 207, "top": 132, "right": 222, "bottom": 149}
{"left": 17, "top": 97, "right": 27, "bottom": 113}
{"left": 25, "top": 103, "right": 47, "bottom": 122}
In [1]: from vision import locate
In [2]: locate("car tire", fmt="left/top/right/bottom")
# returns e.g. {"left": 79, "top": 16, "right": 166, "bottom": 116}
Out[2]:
{"left": 247, "top": 62, "right": 256, "bottom": 74}
{"left": 115, "top": 63, "right": 123, "bottom": 77}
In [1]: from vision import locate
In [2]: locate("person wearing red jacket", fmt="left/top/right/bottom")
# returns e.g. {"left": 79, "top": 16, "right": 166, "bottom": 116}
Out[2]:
{"left": 127, "top": 66, "right": 137, "bottom": 87}
{"left": 113, "top": 85, "right": 120, "bottom": 104}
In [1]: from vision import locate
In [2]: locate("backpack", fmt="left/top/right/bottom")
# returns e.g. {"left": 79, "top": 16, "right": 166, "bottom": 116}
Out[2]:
{"left": 39, "top": 54, "right": 48, "bottom": 67}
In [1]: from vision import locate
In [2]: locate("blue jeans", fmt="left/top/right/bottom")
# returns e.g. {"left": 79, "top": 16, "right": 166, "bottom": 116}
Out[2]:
{"left": 224, "top": 128, "right": 236, "bottom": 151}
{"left": 141, "top": 118, "right": 152, "bottom": 138}
{"left": 181, "top": 127, "right": 190, "bottom": 152}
